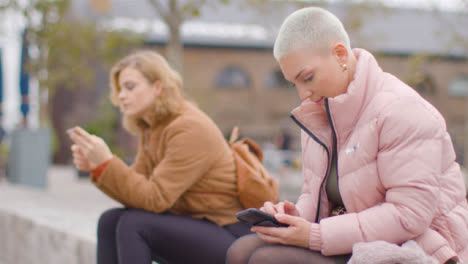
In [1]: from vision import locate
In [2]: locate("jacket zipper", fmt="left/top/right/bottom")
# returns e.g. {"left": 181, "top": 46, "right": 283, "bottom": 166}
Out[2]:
{"left": 290, "top": 113, "right": 331, "bottom": 223}
{"left": 325, "top": 99, "right": 341, "bottom": 206}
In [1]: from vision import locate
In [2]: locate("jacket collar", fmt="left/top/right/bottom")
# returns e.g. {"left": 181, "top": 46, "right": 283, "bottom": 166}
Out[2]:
{"left": 292, "top": 49, "right": 383, "bottom": 145}
{"left": 137, "top": 102, "right": 187, "bottom": 132}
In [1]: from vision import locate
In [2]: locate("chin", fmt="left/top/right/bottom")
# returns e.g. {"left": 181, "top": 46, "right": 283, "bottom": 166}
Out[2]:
{"left": 127, "top": 110, "right": 146, "bottom": 119}
{"left": 122, "top": 109, "right": 135, "bottom": 117}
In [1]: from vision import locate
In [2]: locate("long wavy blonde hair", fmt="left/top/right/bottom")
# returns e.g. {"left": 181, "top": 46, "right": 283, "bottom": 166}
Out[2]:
{"left": 109, "top": 50, "right": 185, "bottom": 134}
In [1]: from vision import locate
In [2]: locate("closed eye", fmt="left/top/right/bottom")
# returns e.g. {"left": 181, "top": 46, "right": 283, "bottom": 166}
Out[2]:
{"left": 304, "top": 75, "right": 314, "bottom": 83}
{"left": 122, "top": 81, "right": 136, "bottom": 91}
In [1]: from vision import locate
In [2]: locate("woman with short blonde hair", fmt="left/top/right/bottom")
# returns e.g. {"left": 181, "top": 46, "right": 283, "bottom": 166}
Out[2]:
{"left": 68, "top": 50, "right": 251, "bottom": 264}
{"left": 227, "top": 7, "right": 467, "bottom": 264}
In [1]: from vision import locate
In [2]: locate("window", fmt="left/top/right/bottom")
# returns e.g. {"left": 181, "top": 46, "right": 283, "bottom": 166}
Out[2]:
{"left": 215, "top": 66, "right": 251, "bottom": 89}
{"left": 448, "top": 75, "right": 468, "bottom": 97}
{"left": 264, "top": 69, "right": 290, "bottom": 88}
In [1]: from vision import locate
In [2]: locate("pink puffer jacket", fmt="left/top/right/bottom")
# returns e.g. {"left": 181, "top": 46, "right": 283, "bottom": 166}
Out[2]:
{"left": 291, "top": 49, "right": 468, "bottom": 263}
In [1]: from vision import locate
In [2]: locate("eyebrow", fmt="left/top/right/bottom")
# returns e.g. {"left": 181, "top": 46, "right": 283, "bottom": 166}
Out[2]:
{"left": 120, "top": 80, "right": 134, "bottom": 86}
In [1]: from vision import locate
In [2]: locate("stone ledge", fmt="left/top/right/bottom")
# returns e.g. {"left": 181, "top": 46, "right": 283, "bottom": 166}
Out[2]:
{"left": 0, "top": 210, "right": 95, "bottom": 264}
{"left": 5, "top": 165, "right": 462, "bottom": 263}
{"left": 0, "top": 164, "right": 302, "bottom": 264}
{"left": 0, "top": 166, "right": 119, "bottom": 264}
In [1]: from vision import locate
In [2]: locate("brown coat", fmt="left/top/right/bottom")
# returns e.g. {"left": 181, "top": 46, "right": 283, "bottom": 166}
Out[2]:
{"left": 92, "top": 102, "right": 243, "bottom": 226}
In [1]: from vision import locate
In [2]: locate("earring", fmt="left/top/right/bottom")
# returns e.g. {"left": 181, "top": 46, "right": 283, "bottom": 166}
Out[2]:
{"left": 342, "top": 64, "right": 348, "bottom": 71}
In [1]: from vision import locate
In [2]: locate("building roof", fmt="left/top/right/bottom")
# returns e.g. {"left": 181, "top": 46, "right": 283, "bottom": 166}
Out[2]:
{"left": 71, "top": 0, "right": 468, "bottom": 57}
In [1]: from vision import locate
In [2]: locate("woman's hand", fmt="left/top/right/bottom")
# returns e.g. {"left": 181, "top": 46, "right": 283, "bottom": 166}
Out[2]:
{"left": 261, "top": 200, "right": 300, "bottom": 217}
{"left": 251, "top": 214, "right": 311, "bottom": 248}
{"left": 70, "top": 144, "right": 97, "bottom": 171}
{"left": 67, "top": 126, "right": 113, "bottom": 166}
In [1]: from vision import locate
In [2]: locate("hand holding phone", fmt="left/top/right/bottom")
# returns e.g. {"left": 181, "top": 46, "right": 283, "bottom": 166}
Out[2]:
{"left": 236, "top": 208, "right": 289, "bottom": 227}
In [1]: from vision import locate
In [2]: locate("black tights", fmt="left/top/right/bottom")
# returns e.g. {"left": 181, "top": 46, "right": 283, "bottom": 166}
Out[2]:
{"left": 226, "top": 234, "right": 351, "bottom": 264}
{"left": 97, "top": 208, "right": 251, "bottom": 264}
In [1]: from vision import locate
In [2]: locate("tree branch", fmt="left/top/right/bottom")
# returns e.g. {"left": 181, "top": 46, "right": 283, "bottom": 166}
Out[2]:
{"left": 181, "top": 0, "right": 208, "bottom": 19}
{"left": 147, "top": 0, "right": 170, "bottom": 21}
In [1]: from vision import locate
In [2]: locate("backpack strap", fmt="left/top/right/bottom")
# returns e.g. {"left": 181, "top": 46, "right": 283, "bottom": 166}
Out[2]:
{"left": 229, "top": 126, "right": 239, "bottom": 144}
{"left": 242, "top": 138, "right": 263, "bottom": 162}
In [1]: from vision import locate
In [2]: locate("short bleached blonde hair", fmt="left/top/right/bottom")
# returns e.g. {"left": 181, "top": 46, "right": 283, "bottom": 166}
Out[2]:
{"left": 273, "top": 7, "right": 351, "bottom": 60}
{"left": 110, "top": 50, "right": 185, "bottom": 134}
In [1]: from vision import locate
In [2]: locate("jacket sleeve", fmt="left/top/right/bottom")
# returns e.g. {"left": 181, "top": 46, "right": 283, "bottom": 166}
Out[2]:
{"left": 92, "top": 120, "right": 221, "bottom": 213}
{"left": 91, "top": 136, "right": 146, "bottom": 204}
{"left": 296, "top": 130, "right": 320, "bottom": 222}
{"left": 319, "top": 98, "right": 444, "bottom": 256}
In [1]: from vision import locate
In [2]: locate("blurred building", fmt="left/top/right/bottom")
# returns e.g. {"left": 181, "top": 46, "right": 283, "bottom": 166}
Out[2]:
{"left": 11, "top": 0, "right": 468, "bottom": 165}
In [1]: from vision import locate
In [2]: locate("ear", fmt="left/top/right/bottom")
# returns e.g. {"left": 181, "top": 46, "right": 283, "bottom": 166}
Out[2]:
{"left": 331, "top": 43, "right": 349, "bottom": 65}
{"left": 152, "top": 80, "right": 163, "bottom": 96}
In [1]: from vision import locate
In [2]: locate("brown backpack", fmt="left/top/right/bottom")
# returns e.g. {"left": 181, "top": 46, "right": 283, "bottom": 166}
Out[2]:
{"left": 229, "top": 127, "right": 279, "bottom": 209}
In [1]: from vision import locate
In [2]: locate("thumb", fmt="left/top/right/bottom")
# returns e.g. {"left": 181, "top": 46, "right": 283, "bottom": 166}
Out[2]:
{"left": 284, "top": 200, "right": 295, "bottom": 211}
{"left": 284, "top": 201, "right": 300, "bottom": 217}
{"left": 275, "top": 213, "right": 302, "bottom": 226}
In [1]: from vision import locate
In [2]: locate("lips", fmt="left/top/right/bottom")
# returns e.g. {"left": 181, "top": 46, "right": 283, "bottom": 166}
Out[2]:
{"left": 121, "top": 103, "right": 130, "bottom": 110}
{"left": 314, "top": 97, "right": 324, "bottom": 104}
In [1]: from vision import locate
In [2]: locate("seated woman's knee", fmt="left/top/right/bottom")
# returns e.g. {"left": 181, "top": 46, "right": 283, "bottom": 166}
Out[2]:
{"left": 115, "top": 209, "right": 149, "bottom": 235}
{"left": 226, "top": 239, "right": 244, "bottom": 264}
{"left": 226, "top": 234, "right": 264, "bottom": 264}
{"left": 97, "top": 208, "right": 125, "bottom": 237}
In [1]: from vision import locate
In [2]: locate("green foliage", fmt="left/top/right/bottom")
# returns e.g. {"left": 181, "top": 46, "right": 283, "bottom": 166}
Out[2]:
{"left": 1, "top": 0, "right": 144, "bottom": 98}
{"left": 404, "top": 54, "right": 439, "bottom": 86}
{"left": 1, "top": 0, "right": 143, "bottom": 162}
{"left": 0, "top": 141, "right": 9, "bottom": 171}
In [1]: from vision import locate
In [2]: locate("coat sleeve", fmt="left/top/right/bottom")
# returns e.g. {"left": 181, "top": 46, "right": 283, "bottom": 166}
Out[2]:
{"left": 91, "top": 136, "right": 146, "bottom": 204}
{"left": 296, "top": 130, "right": 320, "bottom": 222}
{"left": 92, "top": 119, "right": 221, "bottom": 213}
{"left": 319, "top": 98, "right": 444, "bottom": 256}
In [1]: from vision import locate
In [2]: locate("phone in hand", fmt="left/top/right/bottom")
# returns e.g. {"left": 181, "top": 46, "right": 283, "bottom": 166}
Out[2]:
{"left": 236, "top": 208, "right": 289, "bottom": 227}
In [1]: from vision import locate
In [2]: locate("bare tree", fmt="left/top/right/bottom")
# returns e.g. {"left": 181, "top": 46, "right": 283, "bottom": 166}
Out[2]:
{"left": 146, "top": 0, "right": 227, "bottom": 74}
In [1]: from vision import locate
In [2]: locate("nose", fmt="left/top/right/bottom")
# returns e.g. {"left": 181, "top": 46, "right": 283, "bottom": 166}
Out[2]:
{"left": 297, "top": 85, "right": 312, "bottom": 101}
{"left": 118, "top": 89, "right": 126, "bottom": 100}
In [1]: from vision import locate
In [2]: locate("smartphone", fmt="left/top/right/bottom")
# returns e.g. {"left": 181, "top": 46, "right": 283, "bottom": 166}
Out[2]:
{"left": 236, "top": 208, "right": 289, "bottom": 227}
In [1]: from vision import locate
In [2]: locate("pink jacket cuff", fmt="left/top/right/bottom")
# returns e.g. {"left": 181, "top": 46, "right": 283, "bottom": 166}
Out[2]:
{"left": 309, "top": 223, "right": 322, "bottom": 251}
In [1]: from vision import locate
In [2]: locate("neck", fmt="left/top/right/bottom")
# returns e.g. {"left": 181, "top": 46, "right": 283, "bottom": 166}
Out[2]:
{"left": 140, "top": 107, "right": 156, "bottom": 128}
{"left": 347, "top": 53, "right": 358, "bottom": 83}
{"left": 142, "top": 116, "right": 153, "bottom": 127}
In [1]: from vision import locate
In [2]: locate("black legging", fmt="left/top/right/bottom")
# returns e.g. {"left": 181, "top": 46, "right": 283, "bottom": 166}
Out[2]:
{"left": 97, "top": 208, "right": 252, "bottom": 264}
